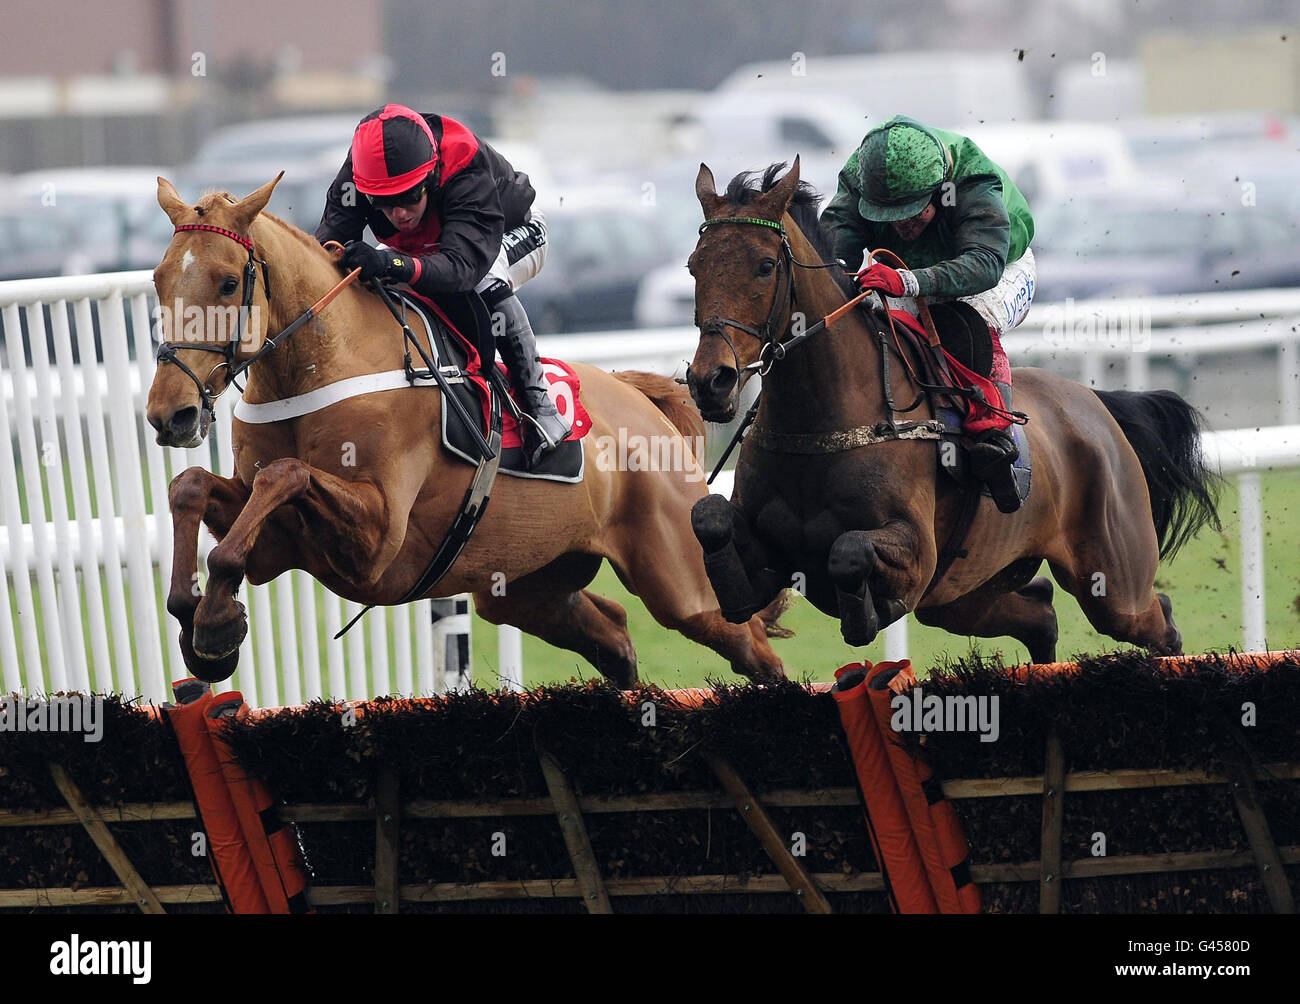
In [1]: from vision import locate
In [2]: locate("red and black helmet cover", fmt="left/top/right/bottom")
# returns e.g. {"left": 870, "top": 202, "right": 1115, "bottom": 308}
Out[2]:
{"left": 350, "top": 104, "right": 439, "bottom": 196}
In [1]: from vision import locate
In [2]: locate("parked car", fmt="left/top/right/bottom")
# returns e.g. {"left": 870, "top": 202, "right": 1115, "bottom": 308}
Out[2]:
{"left": 684, "top": 91, "right": 870, "bottom": 199}
{"left": 1115, "top": 114, "right": 1293, "bottom": 168}
{"left": 175, "top": 114, "right": 360, "bottom": 233}
{"left": 515, "top": 192, "right": 677, "bottom": 333}
{"left": 714, "top": 51, "right": 1033, "bottom": 129}
{"left": 1031, "top": 182, "right": 1300, "bottom": 302}
{"left": 0, "top": 167, "right": 172, "bottom": 280}
{"left": 189, "top": 114, "right": 361, "bottom": 173}
{"left": 962, "top": 123, "right": 1141, "bottom": 205}
{"left": 1163, "top": 143, "right": 1300, "bottom": 220}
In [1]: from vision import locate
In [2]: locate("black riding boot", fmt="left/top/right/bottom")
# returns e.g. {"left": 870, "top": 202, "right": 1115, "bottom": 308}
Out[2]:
{"left": 492, "top": 293, "right": 571, "bottom": 468}
{"left": 968, "top": 380, "right": 1022, "bottom": 513}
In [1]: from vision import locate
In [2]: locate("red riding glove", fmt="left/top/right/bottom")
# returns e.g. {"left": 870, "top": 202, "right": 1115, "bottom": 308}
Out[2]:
{"left": 855, "top": 262, "right": 919, "bottom": 298}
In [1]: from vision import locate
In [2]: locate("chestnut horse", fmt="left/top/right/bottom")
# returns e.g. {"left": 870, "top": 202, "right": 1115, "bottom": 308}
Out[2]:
{"left": 685, "top": 158, "right": 1220, "bottom": 663}
{"left": 145, "top": 174, "right": 785, "bottom": 688}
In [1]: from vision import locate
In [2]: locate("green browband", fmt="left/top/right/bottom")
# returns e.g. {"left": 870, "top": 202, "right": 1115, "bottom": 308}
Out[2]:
{"left": 699, "top": 217, "right": 786, "bottom": 235}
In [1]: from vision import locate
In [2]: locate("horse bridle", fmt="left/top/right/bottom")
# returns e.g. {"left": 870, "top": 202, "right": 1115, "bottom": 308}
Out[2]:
{"left": 155, "top": 223, "right": 358, "bottom": 418}
{"left": 695, "top": 212, "right": 939, "bottom": 483}
{"left": 691, "top": 213, "right": 873, "bottom": 379}
{"left": 694, "top": 216, "right": 801, "bottom": 377}
{"left": 154, "top": 222, "right": 274, "bottom": 416}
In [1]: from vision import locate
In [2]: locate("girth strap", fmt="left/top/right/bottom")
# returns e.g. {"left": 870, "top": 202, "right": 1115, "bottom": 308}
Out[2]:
{"left": 396, "top": 387, "right": 504, "bottom": 604}
{"left": 334, "top": 387, "right": 504, "bottom": 639}
{"left": 921, "top": 485, "right": 981, "bottom": 602}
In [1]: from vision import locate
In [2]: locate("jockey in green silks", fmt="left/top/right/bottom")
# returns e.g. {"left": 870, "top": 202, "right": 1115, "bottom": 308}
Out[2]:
{"left": 822, "top": 115, "right": 1036, "bottom": 513}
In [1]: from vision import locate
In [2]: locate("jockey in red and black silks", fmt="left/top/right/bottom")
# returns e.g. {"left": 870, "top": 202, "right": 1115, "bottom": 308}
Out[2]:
{"left": 315, "top": 103, "right": 570, "bottom": 467}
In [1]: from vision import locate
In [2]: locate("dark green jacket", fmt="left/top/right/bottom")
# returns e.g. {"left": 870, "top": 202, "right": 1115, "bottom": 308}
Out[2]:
{"left": 823, "top": 125, "right": 1034, "bottom": 298}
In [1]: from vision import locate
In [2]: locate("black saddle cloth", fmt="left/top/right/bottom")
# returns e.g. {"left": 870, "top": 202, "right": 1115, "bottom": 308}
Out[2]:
{"left": 400, "top": 289, "right": 584, "bottom": 483}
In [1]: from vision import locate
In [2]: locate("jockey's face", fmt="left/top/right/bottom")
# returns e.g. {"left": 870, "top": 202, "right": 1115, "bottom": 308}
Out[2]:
{"left": 380, "top": 191, "right": 428, "bottom": 232}
{"left": 890, "top": 201, "right": 937, "bottom": 241}
{"left": 369, "top": 179, "right": 430, "bottom": 233}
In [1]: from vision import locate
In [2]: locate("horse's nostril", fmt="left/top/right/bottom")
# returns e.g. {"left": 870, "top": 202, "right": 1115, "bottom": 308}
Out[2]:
{"left": 168, "top": 406, "right": 200, "bottom": 434}
{"left": 707, "top": 367, "right": 738, "bottom": 397}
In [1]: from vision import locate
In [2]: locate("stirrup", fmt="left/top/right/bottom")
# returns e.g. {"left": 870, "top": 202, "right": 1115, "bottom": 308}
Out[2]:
{"left": 520, "top": 411, "right": 571, "bottom": 467}
{"left": 968, "top": 428, "right": 1020, "bottom": 513}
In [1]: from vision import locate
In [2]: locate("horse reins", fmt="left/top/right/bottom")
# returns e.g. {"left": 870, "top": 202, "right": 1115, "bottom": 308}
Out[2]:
{"left": 697, "top": 214, "right": 925, "bottom": 480}
{"left": 695, "top": 213, "right": 1008, "bottom": 602}
{"left": 696, "top": 214, "right": 1029, "bottom": 482}
{"left": 155, "top": 223, "right": 360, "bottom": 414}
{"left": 696, "top": 215, "right": 873, "bottom": 378}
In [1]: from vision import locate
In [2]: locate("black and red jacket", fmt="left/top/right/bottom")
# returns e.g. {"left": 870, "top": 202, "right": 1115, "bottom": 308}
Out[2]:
{"left": 315, "top": 113, "right": 535, "bottom": 296}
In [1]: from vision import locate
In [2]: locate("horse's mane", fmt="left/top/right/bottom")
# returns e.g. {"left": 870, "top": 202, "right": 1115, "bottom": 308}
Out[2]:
{"left": 195, "top": 189, "right": 337, "bottom": 264}
{"left": 722, "top": 163, "right": 856, "bottom": 298}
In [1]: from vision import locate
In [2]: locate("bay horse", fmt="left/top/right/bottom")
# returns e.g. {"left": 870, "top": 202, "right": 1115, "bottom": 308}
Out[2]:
{"left": 685, "top": 158, "right": 1220, "bottom": 663}
{"left": 145, "top": 174, "right": 785, "bottom": 688}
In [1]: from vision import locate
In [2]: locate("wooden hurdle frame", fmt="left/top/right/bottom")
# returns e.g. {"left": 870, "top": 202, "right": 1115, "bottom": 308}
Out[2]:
{"left": 4, "top": 748, "right": 1296, "bottom": 913}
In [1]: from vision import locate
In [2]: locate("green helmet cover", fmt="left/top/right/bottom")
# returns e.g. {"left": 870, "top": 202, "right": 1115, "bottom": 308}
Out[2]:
{"left": 856, "top": 116, "right": 951, "bottom": 222}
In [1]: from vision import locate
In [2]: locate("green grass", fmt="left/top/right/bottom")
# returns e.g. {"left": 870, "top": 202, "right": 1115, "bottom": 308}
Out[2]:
{"left": 465, "top": 468, "right": 1300, "bottom": 689}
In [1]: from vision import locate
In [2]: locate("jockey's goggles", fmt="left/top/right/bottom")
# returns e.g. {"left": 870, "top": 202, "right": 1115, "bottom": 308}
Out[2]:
{"left": 366, "top": 181, "right": 427, "bottom": 209}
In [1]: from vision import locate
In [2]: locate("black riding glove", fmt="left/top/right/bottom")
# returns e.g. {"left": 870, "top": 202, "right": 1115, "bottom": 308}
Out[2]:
{"left": 342, "top": 241, "right": 416, "bottom": 284}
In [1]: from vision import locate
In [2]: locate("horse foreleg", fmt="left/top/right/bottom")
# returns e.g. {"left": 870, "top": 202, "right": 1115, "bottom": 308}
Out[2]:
{"left": 166, "top": 466, "right": 250, "bottom": 679}
{"left": 827, "top": 521, "right": 924, "bottom": 647}
{"left": 194, "top": 457, "right": 395, "bottom": 671}
{"left": 690, "top": 494, "right": 786, "bottom": 624}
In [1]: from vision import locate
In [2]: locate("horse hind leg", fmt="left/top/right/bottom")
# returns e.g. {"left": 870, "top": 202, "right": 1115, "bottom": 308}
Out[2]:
{"left": 915, "top": 574, "right": 1060, "bottom": 665}
{"left": 1157, "top": 592, "right": 1182, "bottom": 654}
{"left": 1049, "top": 551, "right": 1182, "bottom": 656}
{"left": 612, "top": 506, "right": 785, "bottom": 682}
{"left": 474, "top": 553, "right": 640, "bottom": 688}
{"left": 758, "top": 590, "right": 797, "bottom": 639}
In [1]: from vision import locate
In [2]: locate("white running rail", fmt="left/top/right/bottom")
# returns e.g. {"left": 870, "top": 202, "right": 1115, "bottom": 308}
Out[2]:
{"left": 3, "top": 272, "right": 1298, "bottom": 703}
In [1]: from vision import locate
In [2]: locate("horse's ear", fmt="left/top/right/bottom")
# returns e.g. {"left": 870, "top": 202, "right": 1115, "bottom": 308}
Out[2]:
{"left": 695, "top": 163, "right": 725, "bottom": 217}
{"left": 753, "top": 155, "right": 801, "bottom": 220}
{"left": 230, "top": 172, "right": 284, "bottom": 231}
{"left": 157, "top": 176, "right": 189, "bottom": 224}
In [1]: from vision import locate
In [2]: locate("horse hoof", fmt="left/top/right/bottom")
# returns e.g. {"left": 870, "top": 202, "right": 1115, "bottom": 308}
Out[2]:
{"left": 691, "top": 493, "right": 735, "bottom": 550}
{"left": 840, "top": 623, "right": 879, "bottom": 647}
{"left": 191, "top": 604, "right": 248, "bottom": 676}
{"left": 1156, "top": 592, "right": 1182, "bottom": 655}
{"left": 180, "top": 630, "right": 241, "bottom": 683}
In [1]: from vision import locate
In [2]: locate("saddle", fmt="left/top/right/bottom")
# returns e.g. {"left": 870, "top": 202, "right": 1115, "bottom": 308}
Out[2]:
{"left": 396, "top": 287, "right": 590, "bottom": 483}
{"left": 333, "top": 284, "right": 593, "bottom": 631}
{"left": 875, "top": 300, "right": 1032, "bottom": 507}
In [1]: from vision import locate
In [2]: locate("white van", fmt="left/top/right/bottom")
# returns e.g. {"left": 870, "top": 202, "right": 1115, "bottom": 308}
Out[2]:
{"left": 685, "top": 92, "right": 866, "bottom": 200}
{"left": 715, "top": 51, "right": 1034, "bottom": 127}
{"left": 961, "top": 123, "right": 1142, "bottom": 204}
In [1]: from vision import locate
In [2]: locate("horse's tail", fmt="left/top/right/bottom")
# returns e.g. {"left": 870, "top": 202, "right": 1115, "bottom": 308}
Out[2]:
{"left": 1093, "top": 388, "right": 1222, "bottom": 560}
{"left": 614, "top": 370, "right": 706, "bottom": 444}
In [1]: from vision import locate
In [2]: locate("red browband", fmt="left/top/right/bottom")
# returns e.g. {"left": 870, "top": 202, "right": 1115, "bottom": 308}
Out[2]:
{"left": 173, "top": 222, "right": 254, "bottom": 251}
